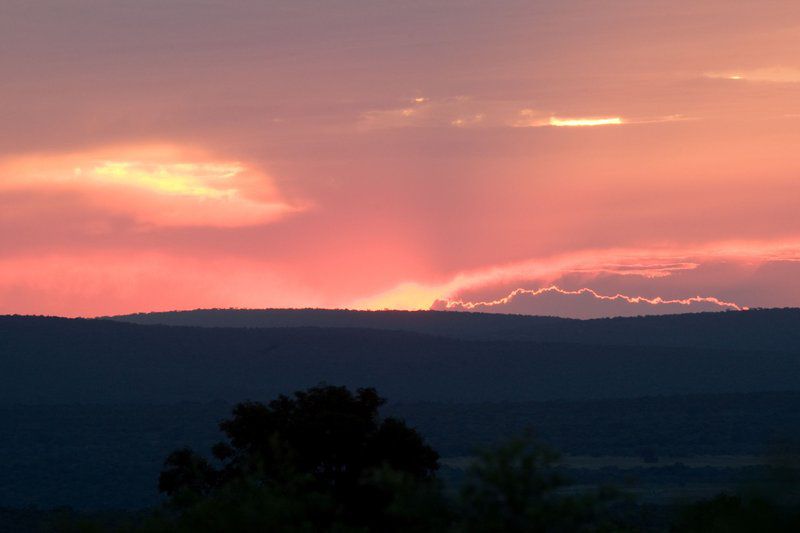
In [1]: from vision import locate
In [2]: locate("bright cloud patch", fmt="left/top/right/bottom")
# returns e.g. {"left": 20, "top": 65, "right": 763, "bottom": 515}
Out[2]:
{"left": 85, "top": 161, "right": 243, "bottom": 199}
{"left": 0, "top": 145, "right": 298, "bottom": 227}
{"left": 548, "top": 117, "right": 623, "bottom": 127}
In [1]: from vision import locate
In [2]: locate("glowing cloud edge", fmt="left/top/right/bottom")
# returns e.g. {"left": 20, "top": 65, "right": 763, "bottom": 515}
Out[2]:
{"left": 438, "top": 285, "right": 745, "bottom": 312}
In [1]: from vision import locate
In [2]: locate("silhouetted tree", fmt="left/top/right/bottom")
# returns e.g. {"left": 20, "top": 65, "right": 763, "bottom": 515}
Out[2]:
{"left": 159, "top": 448, "right": 217, "bottom": 501}
{"left": 151, "top": 387, "right": 636, "bottom": 532}
{"left": 457, "top": 435, "right": 626, "bottom": 533}
{"left": 157, "top": 385, "right": 440, "bottom": 531}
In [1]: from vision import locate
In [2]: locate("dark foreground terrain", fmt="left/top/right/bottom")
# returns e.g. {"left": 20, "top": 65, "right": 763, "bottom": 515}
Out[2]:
{"left": 1, "top": 392, "right": 799, "bottom": 510}
{"left": 1, "top": 308, "right": 800, "bottom": 528}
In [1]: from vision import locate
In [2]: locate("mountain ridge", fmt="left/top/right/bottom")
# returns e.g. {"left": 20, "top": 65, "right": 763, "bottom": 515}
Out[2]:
{"left": 2, "top": 311, "right": 800, "bottom": 405}
{"left": 109, "top": 307, "right": 800, "bottom": 351}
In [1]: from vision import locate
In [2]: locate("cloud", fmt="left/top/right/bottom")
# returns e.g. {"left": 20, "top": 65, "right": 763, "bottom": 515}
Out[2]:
{"left": 0, "top": 144, "right": 300, "bottom": 228}
{"left": 351, "top": 239, "right": 800, "bottom": 312}
{"left": 433, "top": 285, "right": 743, "bottom": 318}
{"left": 512, "top": 112, "right": 689, "bottom": 128}
{"left": 509, "top": 109, "right": 551, "bottom": 128}
{"left": 358, "top": 96, "right": 497, "bottom": 130}
{"left": 705, "top": 67, "right": 800, "bottom": 83}
{"left": 548, "top": 117, "right": 622, "bottom": 127}
{"left": 359, "top": 99, "right": 598, "bottom": 130}
{"left": 360, "top": 99, "right": 688, "bottom": 131}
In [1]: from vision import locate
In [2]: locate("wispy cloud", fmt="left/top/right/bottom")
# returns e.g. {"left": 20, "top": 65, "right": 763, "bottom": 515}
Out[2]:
{"left": 359, "top": 96, "right": 498, "bottom": 130}
{"left": 508, "top": 108, "right": 551, "bottom": 128}
{"left": 360, "top": 99, "right": 688, "bottom": 131}
{"left": 705, "top": 66, "right": 800, "bottom": 83}
{"left": 351, "top": 239, "right": 800, "bottom": 311}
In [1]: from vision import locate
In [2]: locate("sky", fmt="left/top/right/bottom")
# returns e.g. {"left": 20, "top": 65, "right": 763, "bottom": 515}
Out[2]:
{"left": 1, "top": 0, "right": 800, "bottom": 318}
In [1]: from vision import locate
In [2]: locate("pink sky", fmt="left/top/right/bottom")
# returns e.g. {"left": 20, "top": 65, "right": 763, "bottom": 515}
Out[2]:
{"left": 2, "top": 1, "right": 800, "bottom": 317}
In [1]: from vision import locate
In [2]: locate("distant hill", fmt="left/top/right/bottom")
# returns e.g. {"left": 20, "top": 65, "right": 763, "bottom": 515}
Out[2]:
{"left": 2, "top": 312, "right": 800, "bottom": 404}
{"left": 112, "top": 307, "right": 800, "bottom": 352}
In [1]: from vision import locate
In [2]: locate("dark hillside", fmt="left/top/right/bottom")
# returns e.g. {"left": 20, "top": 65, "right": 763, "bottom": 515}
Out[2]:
{"left": 112, "top": 308, "right": 800, "bottom": 352}
{"left": 1, "top": 315, "right": 799, "bottom": 404}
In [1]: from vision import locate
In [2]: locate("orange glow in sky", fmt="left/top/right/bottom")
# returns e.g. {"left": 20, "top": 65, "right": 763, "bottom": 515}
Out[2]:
{"left": 2, "top": 1, "right": 800, "bottom": 317}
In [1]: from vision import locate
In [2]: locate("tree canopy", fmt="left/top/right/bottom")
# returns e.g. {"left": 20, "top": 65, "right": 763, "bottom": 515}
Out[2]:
{"left": 157, "top": 385, "right": 439, "bottom": 531}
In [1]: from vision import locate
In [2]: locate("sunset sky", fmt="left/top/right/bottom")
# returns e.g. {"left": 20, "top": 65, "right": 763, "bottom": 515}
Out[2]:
{"left": 2, "top": 0, "right": 800, "bottom": 317}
